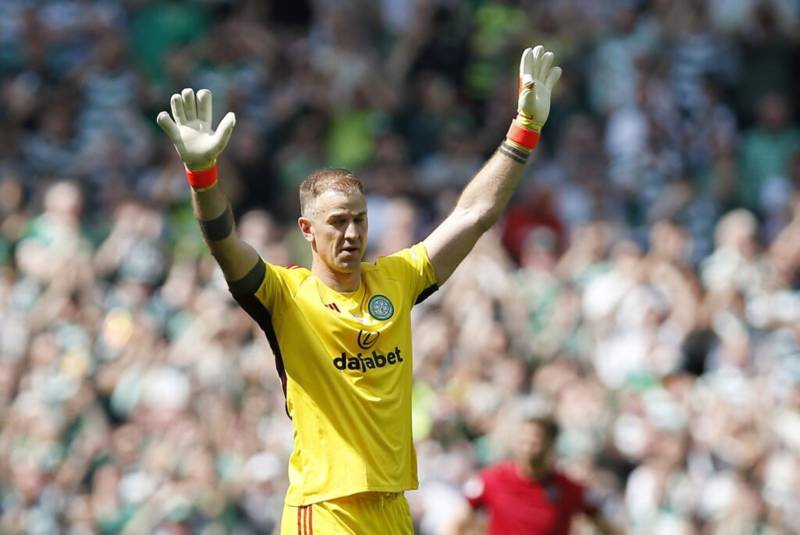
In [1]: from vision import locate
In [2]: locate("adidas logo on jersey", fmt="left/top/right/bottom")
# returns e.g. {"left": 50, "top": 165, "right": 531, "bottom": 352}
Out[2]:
{"left": 332, "top": 347, "right": 403, "bottom": 373}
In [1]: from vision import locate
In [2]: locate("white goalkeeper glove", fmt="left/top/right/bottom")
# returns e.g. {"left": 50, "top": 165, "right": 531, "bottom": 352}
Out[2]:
{"left": 516, "top": 45, "right": 562, "bottom": 132}
{"left": 156, "top": 88, "right": 236, "bottom": 172}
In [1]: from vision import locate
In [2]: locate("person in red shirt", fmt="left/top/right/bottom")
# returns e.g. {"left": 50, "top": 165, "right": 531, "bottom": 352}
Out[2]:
{"left": 445, "top": 415, "right": 616, "bottom": 535}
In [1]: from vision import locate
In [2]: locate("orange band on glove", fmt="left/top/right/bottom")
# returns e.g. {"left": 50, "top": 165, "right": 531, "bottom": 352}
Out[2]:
{"left": 506, "top": 121, "right": 540, "bottom": 151}
{"left": 185, "top": 165, "right": 218, "bottom": 189}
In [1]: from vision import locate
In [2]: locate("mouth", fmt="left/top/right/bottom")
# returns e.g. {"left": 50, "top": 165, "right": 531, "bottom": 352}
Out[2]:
{"left": 340, "top": 246, "right": 360, "bottom": 256}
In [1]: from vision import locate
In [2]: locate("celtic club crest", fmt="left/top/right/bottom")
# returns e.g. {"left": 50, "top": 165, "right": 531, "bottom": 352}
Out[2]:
{"left": 367, "top": 295, "right": 394, "bottom": 320}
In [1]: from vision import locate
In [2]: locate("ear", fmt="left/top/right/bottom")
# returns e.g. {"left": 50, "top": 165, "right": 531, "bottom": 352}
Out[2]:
{"left": 298, "top": 216, "right": 314, "bottom": 244}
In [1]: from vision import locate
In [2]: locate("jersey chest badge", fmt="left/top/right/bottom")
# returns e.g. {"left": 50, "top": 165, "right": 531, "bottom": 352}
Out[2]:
{"left": 367, "top": 295, "right": 394, "bottom": 320}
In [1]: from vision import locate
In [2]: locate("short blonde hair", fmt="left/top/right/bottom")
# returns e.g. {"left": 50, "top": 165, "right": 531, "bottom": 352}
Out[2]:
{"left": 299, "top": 168, "right": 364, "bottom": 217}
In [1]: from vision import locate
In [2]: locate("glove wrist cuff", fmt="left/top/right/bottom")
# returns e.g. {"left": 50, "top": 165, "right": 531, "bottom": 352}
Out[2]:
{"left": 506, "top": 120, "right": 541, "bottom": 151}
{"left": 185, "top": 164, "right": 218, "bottom": 190}
{"left": 515, "top": 114, "right": 543, "bottom": 132}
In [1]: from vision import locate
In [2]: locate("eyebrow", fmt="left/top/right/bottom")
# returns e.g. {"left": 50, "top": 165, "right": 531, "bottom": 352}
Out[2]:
{"left": 327, "top": 210, "right": 367, "bottom": 220}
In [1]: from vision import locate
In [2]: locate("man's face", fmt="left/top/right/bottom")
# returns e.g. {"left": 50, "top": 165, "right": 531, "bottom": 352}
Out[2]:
{"left": 514, "top": 420, "right": 554, "bottom": 467}
{"left": 300, "top": 190, "right": 368, "bottom": 273}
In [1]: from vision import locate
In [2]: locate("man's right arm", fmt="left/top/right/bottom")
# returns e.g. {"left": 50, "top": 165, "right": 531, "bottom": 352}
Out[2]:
{"left": 157, "top": 88, "right": 260, "bottom": 284}
{"left": 191, "top": 183, "right": 260, "bottom": 284}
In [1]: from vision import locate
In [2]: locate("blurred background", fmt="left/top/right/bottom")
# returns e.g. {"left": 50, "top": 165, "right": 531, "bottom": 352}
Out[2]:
{"left": 1, "top": 0, "right": 800, "bottom": 533}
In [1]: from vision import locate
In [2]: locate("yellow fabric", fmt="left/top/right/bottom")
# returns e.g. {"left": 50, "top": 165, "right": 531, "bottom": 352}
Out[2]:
{"left": 281, "top": 492, "right": 413, "bottom": 535}
{"left": 250, "top": 243, "right": 437, "bottom": 505}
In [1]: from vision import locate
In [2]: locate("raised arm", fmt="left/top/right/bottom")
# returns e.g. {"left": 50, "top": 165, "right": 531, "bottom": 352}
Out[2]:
{"left": 423, "top": 46, "right": 561, "bottom": 285}
{"left": 156, "top": 89, "right": 260, "bottom": 284}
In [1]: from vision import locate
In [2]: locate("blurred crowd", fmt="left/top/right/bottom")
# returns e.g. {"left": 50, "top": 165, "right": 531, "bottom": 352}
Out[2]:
{"left": 1, "top": 0, "right": 800, "bottom": 533}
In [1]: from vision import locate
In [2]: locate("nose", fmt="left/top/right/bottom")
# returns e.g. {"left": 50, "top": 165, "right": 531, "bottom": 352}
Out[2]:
{"left": 344, "top": 220, "right": 360, "bottom": 241}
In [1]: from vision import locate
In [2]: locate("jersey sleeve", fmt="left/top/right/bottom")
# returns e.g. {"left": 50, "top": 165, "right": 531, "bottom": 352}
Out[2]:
{"left": 227, "top": 257, "right": 301, "bottom": 317}
{"left": 228, "top": 258, "right": 276, "bottom": 310}
{"left": 227, "top": 259, "right": 295, "bottom": 412}
{"left": 557, "top": 474, "right": 599, "bottom": 516}
{"left": 375, "top": 242, "right": 439, "bottom": 305}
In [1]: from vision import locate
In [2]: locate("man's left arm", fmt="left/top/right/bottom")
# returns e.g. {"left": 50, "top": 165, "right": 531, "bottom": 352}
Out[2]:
{"left": 423, "top": 45, "right": 561, "bottom": 285}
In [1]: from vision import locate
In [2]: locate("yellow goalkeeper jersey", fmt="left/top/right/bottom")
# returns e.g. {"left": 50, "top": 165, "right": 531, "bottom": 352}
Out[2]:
{"left": 230, "top": 243, "right": 438, "bottom": 505}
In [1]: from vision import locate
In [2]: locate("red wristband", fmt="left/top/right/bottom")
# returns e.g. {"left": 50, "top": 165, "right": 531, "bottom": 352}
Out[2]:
{"left": 185, "top": 164, "right": 218, "bottom": 189}
{"left": 506, "top": 121, "right": 540, "bottom": 151}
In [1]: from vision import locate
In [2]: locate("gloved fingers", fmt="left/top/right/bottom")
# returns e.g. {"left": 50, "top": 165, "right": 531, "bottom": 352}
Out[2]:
{"left": 544, "top": 65, "right": 562, "bottom": 92}
{"left": 182, "top": 88, "right": 197, "bottom": 122}
{"left": 537, "top": 51, "right": 554, "bottom": 82}
{"left": 212, "top": 112, "right": 237, "bottom": 152}
{"left": 520, "top": 47, "right": 534, "bottom": 89}
{"left": 197, "top": 89, "right": 213, "bottom": 127}
{"left": 530, "top": 45, "right": 544, "bottom": 74}
{"left": 170, "top": 93, "right": 187, "bottom": 125}
{"left": 156, "top": 111, "right": 182, "bottom": 145}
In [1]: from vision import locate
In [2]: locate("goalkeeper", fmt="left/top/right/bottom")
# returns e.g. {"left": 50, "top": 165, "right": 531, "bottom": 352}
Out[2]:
{"left": 157, "top": 46, "right": 561, "bottom": 534}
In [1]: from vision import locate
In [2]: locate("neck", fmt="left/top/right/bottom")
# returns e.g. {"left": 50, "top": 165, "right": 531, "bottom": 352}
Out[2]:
{"left": 516, "top": 458, "right": 551, "bottom": 481}
{"left": 312, "top": 259, "right": 361, "bottom": 293}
